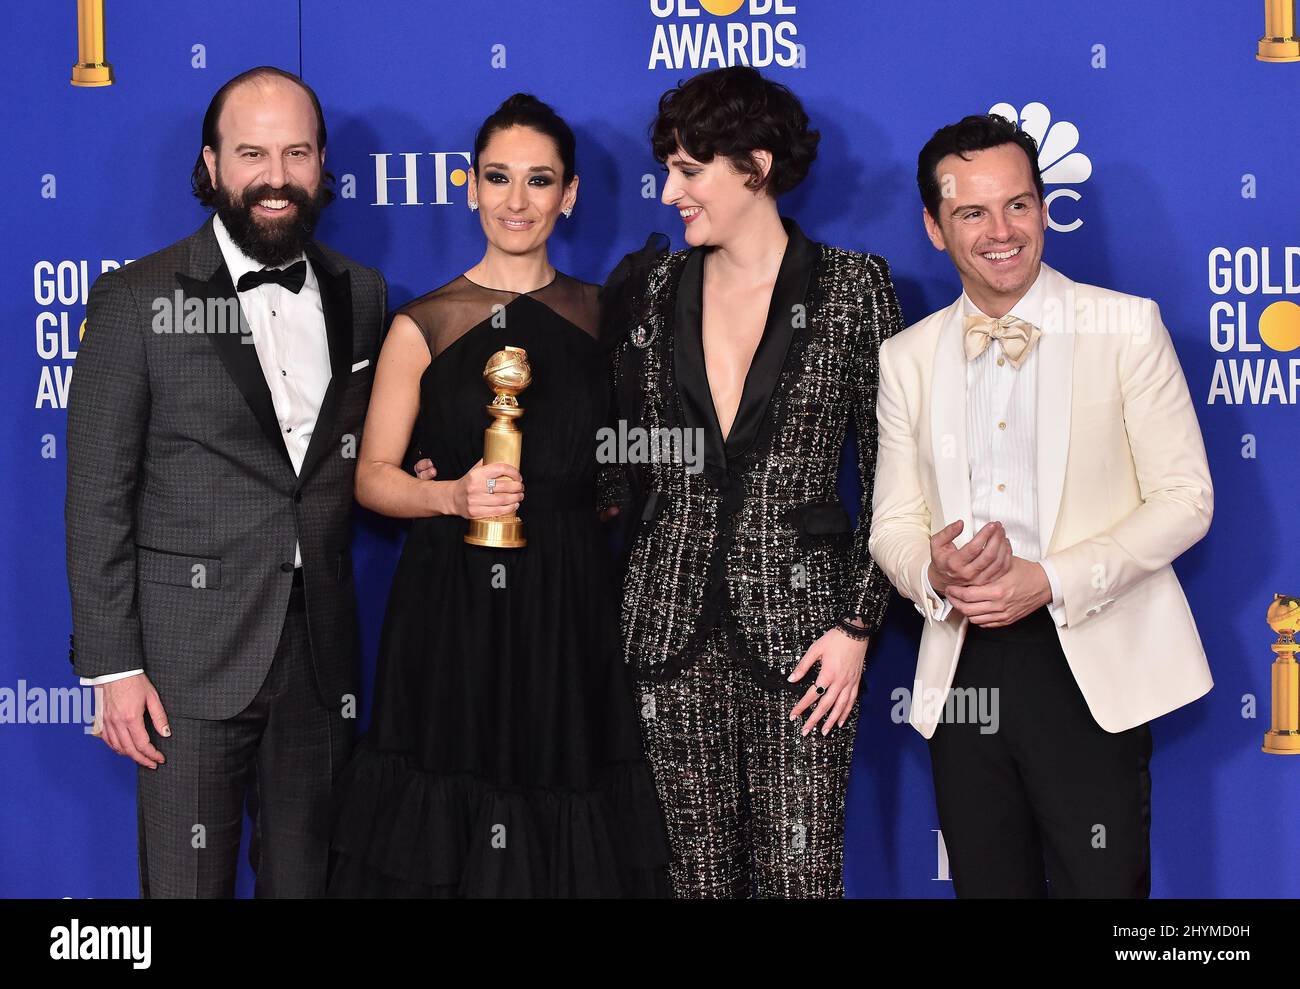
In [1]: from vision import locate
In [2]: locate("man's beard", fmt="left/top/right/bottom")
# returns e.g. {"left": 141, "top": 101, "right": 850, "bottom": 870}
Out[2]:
{"left": 214, "top": 180, "right": 329, "bottom": 267}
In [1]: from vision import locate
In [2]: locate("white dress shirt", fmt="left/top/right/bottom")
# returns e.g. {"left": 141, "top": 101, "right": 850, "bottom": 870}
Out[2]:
{"left": 82, "top": 215, "right": 332, "bottom": 687}
{"left": 921, "top": 266, "right": 1065, "bottom": 625}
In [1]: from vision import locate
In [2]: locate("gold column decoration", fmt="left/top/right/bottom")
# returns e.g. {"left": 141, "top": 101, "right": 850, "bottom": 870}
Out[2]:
{"left": 1258, "top": 0, "right": 1300, "bottom": 61}
{"left": 71, "top": 0, "right": 114, "bottom": 87}
{"left": 1263, "top": 594, "right": 1300, "bottom": 754}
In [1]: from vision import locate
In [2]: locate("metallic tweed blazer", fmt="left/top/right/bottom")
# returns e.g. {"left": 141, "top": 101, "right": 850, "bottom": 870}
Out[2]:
{"left": 599, "top": 218, "right": 903, "bottom": 691}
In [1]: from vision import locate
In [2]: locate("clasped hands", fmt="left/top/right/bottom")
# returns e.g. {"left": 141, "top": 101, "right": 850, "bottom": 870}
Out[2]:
{"left": 927, "top": 520, "right": 1052, "bottom": 628}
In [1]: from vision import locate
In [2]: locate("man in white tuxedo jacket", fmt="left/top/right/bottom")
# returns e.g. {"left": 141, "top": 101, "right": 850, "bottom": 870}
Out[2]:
{"left": 869, "top": 114, "right": 1213, "bottom": 897}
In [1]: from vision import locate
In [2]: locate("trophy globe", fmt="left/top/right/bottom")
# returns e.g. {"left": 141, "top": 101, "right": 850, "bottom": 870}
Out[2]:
{"left": 1267, "top": 595, "right": 1300, "bottom": 638}
{"left": 484, "top": 346, "right": 531, "bottom": 409}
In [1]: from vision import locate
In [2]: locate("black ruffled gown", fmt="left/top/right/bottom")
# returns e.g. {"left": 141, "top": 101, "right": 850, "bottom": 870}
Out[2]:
{"left": 326, "top": 272, "right": 670, "bottom": 897}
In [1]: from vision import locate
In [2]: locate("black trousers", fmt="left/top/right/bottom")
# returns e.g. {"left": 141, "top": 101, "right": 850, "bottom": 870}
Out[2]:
{"left": 927, "top": 607, "right": 1152, "bottom": 898}
{"left": 137, "top": 578, "right": 353, "bottom": 897}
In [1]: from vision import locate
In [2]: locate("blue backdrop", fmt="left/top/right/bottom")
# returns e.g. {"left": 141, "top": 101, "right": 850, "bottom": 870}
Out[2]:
{"left": 2, "top": 0, "right": 1296, "bottom": 898}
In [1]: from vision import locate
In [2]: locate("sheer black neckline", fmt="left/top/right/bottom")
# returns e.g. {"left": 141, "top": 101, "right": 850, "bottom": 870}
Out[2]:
{"left": 397, "top": 269, "right": 600, "bottom": 361}
{"left": 421, "top": 295, "right": 597, "bottom": 376}
{"left": 457, "top": 271, "right": 559, "bottom": 296}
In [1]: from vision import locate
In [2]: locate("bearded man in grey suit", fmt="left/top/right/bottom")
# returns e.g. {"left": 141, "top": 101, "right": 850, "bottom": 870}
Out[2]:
{"left": 65, "top": 66, "right": 386, "bottom": 897}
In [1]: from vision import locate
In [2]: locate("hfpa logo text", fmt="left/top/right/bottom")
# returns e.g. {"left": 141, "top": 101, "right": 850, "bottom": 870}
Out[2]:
{"left": 371, "top": 153, "right": 472, "bottom": 206}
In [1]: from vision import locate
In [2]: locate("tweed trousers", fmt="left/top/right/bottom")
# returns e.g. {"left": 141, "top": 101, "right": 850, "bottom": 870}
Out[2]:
{"left": 633, "top": 622, "right": 859, "bottom": 898}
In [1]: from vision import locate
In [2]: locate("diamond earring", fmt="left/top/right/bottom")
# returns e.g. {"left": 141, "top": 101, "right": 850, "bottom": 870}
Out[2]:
{"left": 468, "top": 201, "right": 479, "bottom": 212}
{"left": 562, "top": 206, "right": 573, "bottom": 218}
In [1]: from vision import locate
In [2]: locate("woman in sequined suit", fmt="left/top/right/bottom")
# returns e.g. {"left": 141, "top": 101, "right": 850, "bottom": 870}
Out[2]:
{"left": 599, "top": 67, "right": 904, "bottom": 897}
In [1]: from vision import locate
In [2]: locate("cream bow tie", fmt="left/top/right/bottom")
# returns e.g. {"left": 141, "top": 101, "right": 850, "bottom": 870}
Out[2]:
{"left": 962, "top": 312, "right": 1041, "bottom": 369}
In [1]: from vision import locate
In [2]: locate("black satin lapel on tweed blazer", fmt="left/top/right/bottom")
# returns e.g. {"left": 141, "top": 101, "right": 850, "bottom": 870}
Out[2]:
{"left": 672, "top": 217, "right": 816, "bottom": 471}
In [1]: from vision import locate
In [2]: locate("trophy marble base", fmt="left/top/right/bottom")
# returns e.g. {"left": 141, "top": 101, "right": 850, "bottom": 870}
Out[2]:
{"left": 71, "top": 63, "right": 114, "bottom": 86}
{"left": 1263, "top": 730, "right": 1300, "bottom": 754}
{"left": 1258, "top": 36, "right": 1300, "bottom": 61}
{"left": 465, "top": 516, "right": 526, "bottom": 549}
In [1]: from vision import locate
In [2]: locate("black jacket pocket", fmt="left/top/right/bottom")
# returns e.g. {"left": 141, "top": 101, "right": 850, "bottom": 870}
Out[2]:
{"left": 136, "top": 546, "right": 222, "bottom": 589}
{"left": 788, "top": 500, "right": 852, "bottom": 536}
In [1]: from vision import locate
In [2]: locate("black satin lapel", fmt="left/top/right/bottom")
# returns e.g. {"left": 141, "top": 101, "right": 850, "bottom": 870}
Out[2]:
{"left": 672, "top": 247, "right": 727, "bottom": 471}
{"left": 177, "top": 265, "right": 293, "bottom": 468}
{"left": 299, "top": 251, "right": 353, "bottom": 481}
{"left": 725, "top": 219, "right": 816, "bottom": 458}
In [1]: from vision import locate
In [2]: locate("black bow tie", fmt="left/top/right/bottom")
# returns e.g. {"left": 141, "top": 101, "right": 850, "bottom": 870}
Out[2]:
{"left": 237, "top": 260, "right": 307, "bottom": 294}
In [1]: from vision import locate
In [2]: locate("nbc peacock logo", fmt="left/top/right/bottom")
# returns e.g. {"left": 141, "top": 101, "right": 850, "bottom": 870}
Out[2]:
{"left": 988, "top": 102, "right": 1092, "bottom": 234}
{"left": 647, "top": 0, "right": 802, "bottom": 71}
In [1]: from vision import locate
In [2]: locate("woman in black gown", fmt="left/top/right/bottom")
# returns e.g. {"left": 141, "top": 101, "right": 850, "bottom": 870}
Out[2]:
{"left": 326, "top": 94, "right": 670, "bottom": 897}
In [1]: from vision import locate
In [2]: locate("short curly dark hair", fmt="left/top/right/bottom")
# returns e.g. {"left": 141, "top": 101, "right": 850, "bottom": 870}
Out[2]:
{"left": 650, "top": 66, "right": 819, "bottom": 198}
{"left": 916, "top": 114, "right": 1044, "bottom": 221}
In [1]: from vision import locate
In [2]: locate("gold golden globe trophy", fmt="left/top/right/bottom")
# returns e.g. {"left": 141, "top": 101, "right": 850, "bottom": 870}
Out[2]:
{"left": 1262, "top": 594, "right": 1300, "bottom": 754}
{"left": 1258, "top": 0, "right": 1300, "bottom": 61}
{"left": 71, "top": 0, "right": 114, "bottom": 87}
{"left": 464, "top": 347, "right": 531, "bottom": 549}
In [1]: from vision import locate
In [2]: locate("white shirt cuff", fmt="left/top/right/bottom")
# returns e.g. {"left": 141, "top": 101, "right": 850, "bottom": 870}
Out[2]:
{"left": 80, "top": 669, "right": 144, "bottom": 686}
{"left": 919, "top": 563, "right": 954, "bottom": 622}
{"left": 1039, "top": 558, "right": 1066, "bottom": 627}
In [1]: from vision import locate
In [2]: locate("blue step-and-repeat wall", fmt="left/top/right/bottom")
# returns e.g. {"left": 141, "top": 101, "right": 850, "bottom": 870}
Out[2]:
{"left": 1, "top": 1, "right": 1296, "bottom": 897}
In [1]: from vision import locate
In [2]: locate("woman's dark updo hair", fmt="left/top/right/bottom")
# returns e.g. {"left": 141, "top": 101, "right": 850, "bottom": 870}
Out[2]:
{"left": 650, "top": 66, "right": 819, "bottom": 197}
{"left": 472, "top": 93, "right": 577, "bottom": 185}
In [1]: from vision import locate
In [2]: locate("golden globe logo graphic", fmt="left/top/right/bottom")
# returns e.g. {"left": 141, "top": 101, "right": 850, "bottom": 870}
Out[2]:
{"left": 33, "top": 258, "right": 132, "bottom": 409}
{"left": 988, "top": 102, "right": 1092, "bottom": 233}
{"left": 1207, "top": 247, "right": 1300, "bottom": 405}
{"left": 648, "top": 0, "right": 802, "bottom": 70}
{"left": 1260, "top": 301, "right": 1300, "bottom": 348}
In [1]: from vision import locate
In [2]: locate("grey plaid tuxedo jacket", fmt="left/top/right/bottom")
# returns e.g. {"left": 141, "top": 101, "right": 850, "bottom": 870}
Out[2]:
{"left": 65, "top": 215, "right": 385, "bottom": 720}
